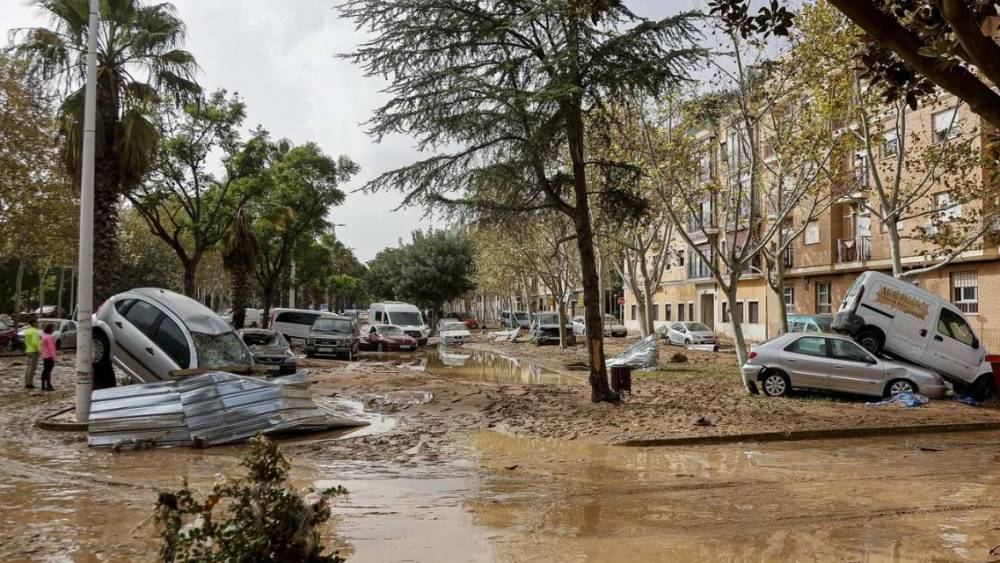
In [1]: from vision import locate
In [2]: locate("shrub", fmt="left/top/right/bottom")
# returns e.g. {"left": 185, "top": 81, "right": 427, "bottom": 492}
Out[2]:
{"left": 155, "top": 435, "right": 347, "bottom": 562}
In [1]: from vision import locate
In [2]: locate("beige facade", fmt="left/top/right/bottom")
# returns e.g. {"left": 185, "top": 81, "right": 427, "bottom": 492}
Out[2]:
{"left": 624, "top": 98, "right": 999, "bottom": 345}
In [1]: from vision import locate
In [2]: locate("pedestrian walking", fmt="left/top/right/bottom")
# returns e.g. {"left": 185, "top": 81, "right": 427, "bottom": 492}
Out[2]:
{"left": 22, "top": 320, "right": 40, "bottom": 389}
{"left": 40, "top": 323, "right": 57, "bottom": 392}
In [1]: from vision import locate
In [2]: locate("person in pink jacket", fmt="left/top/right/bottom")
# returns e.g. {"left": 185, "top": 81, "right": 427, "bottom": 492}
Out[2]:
{"left": 40, "top": 324, "right": 57, "bottom": 391}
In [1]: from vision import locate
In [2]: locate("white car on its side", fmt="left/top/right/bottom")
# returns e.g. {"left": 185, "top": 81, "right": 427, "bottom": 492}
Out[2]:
{"left": 437, "top": 320, "right": 472, "bottom": 346}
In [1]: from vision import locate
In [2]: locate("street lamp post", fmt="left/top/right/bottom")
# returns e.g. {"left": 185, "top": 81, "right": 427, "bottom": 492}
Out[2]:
{"left": 74, "top": 0, "right": 100, "bottom": 422}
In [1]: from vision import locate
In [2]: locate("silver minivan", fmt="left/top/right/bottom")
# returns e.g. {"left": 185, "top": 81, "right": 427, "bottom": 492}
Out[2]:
{"left": 92, "top": 288, "right": 253, "bottom": 386}
{"left": 832, "top": 270, "right": 993, "bottom": 396}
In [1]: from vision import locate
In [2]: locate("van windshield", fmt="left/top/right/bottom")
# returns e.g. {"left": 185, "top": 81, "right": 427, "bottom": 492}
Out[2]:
{"left": 388, "top": 312, "right": 422, "bottom": 326}
{"left": 514, "top": 312, "right": 528, "bottom": 321}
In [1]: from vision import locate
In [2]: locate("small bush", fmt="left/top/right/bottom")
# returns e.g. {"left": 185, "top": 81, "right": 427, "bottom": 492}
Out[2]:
{"left": 155, "top": 435, "right": 347, "bottom": 562}
{"left": 669, "top": 352, "right": 688, "bottom": 363}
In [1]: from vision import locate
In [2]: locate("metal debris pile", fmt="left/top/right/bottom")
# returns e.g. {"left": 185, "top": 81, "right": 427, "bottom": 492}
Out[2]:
{"left": 88, "top": 372, "right": 367, "bottom": 448}
{"left": 607, "top": 334, "right": 659, "bottom": 370}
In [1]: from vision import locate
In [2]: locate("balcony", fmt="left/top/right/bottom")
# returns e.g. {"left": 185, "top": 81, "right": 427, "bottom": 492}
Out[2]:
{"left": 686, "top": 214, "right": 718, "bottom": 243}
{"left": 782, "top": 247, "right": 794, "bottom": 268}
{"left": 837, "top": 235, "right": 872, "bottom": 263}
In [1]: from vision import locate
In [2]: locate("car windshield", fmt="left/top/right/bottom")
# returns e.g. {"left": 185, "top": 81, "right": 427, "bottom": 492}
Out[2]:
{"left": 192, "top": 332, "right": 251, "bottom": 367}
{"left": 537, "top": 313, "right": 559, "bottom": 324}
{"left": 604, "top": 315, "right": 619, "bottom": 324}
{"left": 442, "top": 322, "right": 466, "bottom": 332}
{"left": 313, "top": 319, "right": 354, "bottom": 333}
{"left": 514, "top": 312, "right": 528, "bottom": 320}
{"left": 388, "top": 312, "right": 422, "bottom": 326}
{"left": 380, "top": 326, "right": 403, "bottom": 335}
{"left": 814, "top": 317, "right": 833, "bottom": 331}
{"left": 242, "top": 331, "right": 284, "bottom": 347}
{"left": 685, "top": 323, "right": 711, "bottom": 331}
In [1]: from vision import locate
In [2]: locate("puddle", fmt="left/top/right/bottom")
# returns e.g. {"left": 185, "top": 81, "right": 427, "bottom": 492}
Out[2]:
{"left": 351, "top": 347, "right": 579, "bottom": 385}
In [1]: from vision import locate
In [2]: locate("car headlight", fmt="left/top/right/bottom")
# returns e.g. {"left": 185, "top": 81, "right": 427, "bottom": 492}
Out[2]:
{"left": 306, "top": 338, "right": 315, "bottom": 345}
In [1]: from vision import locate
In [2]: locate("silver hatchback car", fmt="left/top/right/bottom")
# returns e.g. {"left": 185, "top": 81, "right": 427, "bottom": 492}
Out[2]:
{"left": 92, "top": 288, "right": 253, "bottom": 387}
{"left": 741, "top": 332, "right": 946, "bottom": 399}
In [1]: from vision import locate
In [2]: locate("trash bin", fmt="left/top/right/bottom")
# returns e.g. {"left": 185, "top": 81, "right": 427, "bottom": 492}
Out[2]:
{"left": 985, "top": 354, "right": 1000, "bottom": 395}
{"left": 610, "top": 365, "right": 632, "bottom": 395}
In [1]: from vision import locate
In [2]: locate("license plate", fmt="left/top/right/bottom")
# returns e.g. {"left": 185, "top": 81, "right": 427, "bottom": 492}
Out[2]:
{"left": 400, "top": 345, "right": 412, "bottom": 351}
{"left": 318, "top": 347, "right": 333, "bottom": 353}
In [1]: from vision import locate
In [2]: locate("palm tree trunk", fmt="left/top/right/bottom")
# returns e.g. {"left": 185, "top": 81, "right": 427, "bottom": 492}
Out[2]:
{"left": 93, "top": 152, "right": 122, "bottom": 302}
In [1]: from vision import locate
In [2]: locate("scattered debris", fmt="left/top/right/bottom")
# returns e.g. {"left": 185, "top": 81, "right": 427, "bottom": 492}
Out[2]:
{"left": 919, "top": 447, "right": 943, "bottom": 452}
{"left": 693, "top": 416, "right": 714, "bottom": 427}
{"left": 88, "top": 372, "right": 367, "bottom": 448}
{"left": 487, "top": 328, "right": 520, "bottom": 342}
{"left": 669, "top": 352, "right": 688, "bottom": 363}
{"left": 686, "top": 344, "right": 718, "bottom": 352}
{"left": 955, "top": 395, "right": 981, "bottom": 407}
{"left": 504, "top": 464, "right": 519, "bottom": 470}
{"left": 607, "top": 335, "right": 658, "bottom": 369}
{"left": 868, "top": 392, "right": 930, "bottom": 408}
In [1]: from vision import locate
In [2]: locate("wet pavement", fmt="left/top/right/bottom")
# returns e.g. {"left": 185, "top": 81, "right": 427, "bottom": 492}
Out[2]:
{"left": 349, "top": 346, "right": 581, "bottom": 385}
{"left": 4, "top": 429, "right": 1000, "bottom": 561}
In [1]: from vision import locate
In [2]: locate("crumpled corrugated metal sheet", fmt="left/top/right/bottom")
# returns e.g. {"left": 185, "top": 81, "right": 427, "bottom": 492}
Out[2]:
{"left": 88, "top": 372, "right": 366, "bottom": 448}
{"left": 607, "top": 334, "right": 659, "bottom": 369}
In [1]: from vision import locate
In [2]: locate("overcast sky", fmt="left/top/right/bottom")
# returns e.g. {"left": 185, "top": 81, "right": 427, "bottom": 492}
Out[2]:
{"left": 1, "top": 0, "right": 704, "bottom": 262}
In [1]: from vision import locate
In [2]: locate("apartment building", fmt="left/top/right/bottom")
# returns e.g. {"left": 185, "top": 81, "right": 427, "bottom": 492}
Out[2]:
{"left": 624, "top": 96, "right": 1000, "bottom": 346}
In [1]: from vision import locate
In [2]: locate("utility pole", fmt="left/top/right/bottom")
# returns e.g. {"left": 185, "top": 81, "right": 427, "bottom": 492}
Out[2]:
{"left": 74, "top": 0, "right": 99, "bottom": 422}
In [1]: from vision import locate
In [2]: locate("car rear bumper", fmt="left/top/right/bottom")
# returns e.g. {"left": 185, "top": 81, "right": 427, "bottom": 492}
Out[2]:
{"left": 741, "top": 364, "right": 765, "bottom": 382}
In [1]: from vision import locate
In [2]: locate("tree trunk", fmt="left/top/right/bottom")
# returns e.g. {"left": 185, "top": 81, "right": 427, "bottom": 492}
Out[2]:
{"left": 596, "top": 243, "right": 605, "bottom": 316}
{"left": 887, "top": 221, "right": 905, "bottom": 278}
{"left": 13, "top": 259, "right": 24, "bottom": 328}
{"left": 38, "top": 264, "right": 48, "bottom": 316}
{"left": 724, "top": 278, "right": 754, "bottom": 393}
{"left": 57, "top": 268, "right": 65, "bottom": 318}
{"left": 69, "top": 266, "right": 76, "bottom": 316}
{"left": 93, "top": 86, "right": 123, "bottom": 303}
{"left": 557, "top": 299, "right": 568, "bottom": 349}
{"left": 642, "top": 282, "right": 656, "bottom": 337}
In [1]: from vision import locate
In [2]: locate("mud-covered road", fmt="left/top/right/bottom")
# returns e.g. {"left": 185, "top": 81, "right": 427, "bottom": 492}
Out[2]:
{"left": 3, "top": 341, "right": 1000, "bottom": 561}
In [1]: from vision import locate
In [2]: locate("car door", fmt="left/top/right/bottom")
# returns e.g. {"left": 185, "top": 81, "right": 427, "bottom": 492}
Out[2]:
{"left": 920, "top": 308, "right": 983, "bottom": 381}
{"left": 828, "top": 338, "right": 883, "bottom": 396}
{"left": 60, "top": 320, "right": 77, "bottom": 348}
{"left": 150, "top": 314, "right": 192, "bottom": 374}
{"left": 780, "top": 336, "right": 831, "bottom": 390}
{"left": 116, "top": 299, "right": 166, "bottom": 381}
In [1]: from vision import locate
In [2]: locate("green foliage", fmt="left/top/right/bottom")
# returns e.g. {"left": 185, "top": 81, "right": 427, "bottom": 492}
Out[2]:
{"left": 155, "top": 435, "right": 347, "bottom": 563}
{"left": 365, "top": 230, "right": 475, "bottom": 310}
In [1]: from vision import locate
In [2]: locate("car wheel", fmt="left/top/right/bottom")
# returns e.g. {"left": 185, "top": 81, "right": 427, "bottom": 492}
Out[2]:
{"left": 305, "top": 350, "right": 314, "bottom": 359}
{"left": 762, "top": 371, "right": 790, "bottom": 397}
{"left": 885, "top": 379, "right": 916, "bottom": 397}
{"left": 857, "top": 329, "right": 884, "bottom": 355}
{"left": 92, "top": 331, "right": 116, "bottom": 390}
{"left": 91, "top": 333, "right": 107, "bottom": 364}
{"left": 684, "top": 338, "right": 691, "bottom": 346}
{"left": 969, "top": 374, "right": 997, "bottom": 401}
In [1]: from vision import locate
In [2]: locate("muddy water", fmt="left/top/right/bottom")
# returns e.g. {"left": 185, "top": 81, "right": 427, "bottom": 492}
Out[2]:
{"left": 316, "top": 431, "right": 1000, "bottom": 562}
{"left": 353, "top": 346, "right": 580, "bottom": 385}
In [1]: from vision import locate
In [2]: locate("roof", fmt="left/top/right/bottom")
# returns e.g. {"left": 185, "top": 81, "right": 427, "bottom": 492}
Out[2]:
{"left": 133, "top": 288, "right": 231, "bottom": 335}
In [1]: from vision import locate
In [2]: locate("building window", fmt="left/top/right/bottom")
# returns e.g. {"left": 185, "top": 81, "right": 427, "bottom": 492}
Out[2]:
{"left": 652, "top": 303, "right": 659, "bottom": 321}
{"left": 936, "top": 192, "right": 962, "bottom": 221}
{"left": 630, "top": 304, "right": 636, "bottom": 321}
{"left": 784, "top": 286, "right": 795, "bottom": 307}
{"left": 678, "top": 249, "right": 685, "bottom": 267}
{"left": 688, "top": 302, "right": 695, "bottom": 323}
{"left": 882, "top": 128, "right": 898, "bottom": 157}
{"left": 678, "top": 303, "right": 686, "bottom": 322}
{"left": 735, "top": 301, "right": 744, "bottom": 323}
{"left": 722, "top": 302, "right": 729, "bottom": 323}
{"left": 699, "top": 151, "right": 711, "bottom": 183}
{"left": 816, "top": 282, "right": 832, "bottom": 314}
{"left": 805, "top": 221, "right": 819, "bottom": 245}
{"left": 665, "top": 304, "right": 672, "bottom": 321}
{"left": 853, "top": 151, "right": 869, "bottom": 187}
{"left": 748, "top": 301, "right": 760, "bottom": 324}
{"left": 933, "top": 107, "right": 959, "bottom": 142}
{"left": 951, "top": 271, "right": 978, "bottom": 314}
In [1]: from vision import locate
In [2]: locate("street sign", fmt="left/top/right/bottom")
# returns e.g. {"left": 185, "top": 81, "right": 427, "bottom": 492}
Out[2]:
{"left": 617, "top": 296, "right": 625, "bottom": 306}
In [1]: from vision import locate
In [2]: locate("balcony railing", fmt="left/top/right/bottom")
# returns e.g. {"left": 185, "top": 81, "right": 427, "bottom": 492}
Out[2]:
{"left": 837, "top": 235, "right": 872, "bottom": 263}
{"left": 686, "top": 215, "right": 717, "bottom": 233}
{"left": 783, "top": 247, "right": 794, "bottom": 268}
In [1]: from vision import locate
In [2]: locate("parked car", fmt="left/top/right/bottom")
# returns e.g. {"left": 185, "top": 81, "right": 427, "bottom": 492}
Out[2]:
{"left": 787, "top": 314, "right": 833, "bottom": 333}
{"left": 370, "top": 302, "right": 430, "bottom": 345}
{"left": 831, "top": 270, "right": 994, "bottom": 397}
{"left": 570, "top": 314, "right": 627, "bottom": 337}
{"left": 304, "top": 315, "right": 360, "bottom": 360}
{"left": 238, "top": 328, "right": 297, "bottom": 375}
{"left": 501, "top": 310, "right": 530, "bottom": 330}
{"left": 0, "top": 320, "right": 15, "bottom": 350}
{"left": 662, "top": 322, "right": 717, "bottom": 346}
{"left": 438, "top": 320, "right": 473, "bottom": 346}
{"left": 268, "top": 308, "right": 327, "bottom": 345}
{"left": 530, "top": 312, "right": 576, "bottom": 346}
{"left": 17, "top": 318, "right": 78, "bottom": 350}
{"left": 92, "top": 288, "right": 254, "bottom": 384}
{"left": 221, "top": 308, "right": 262, "bottom": 327}
{"left": 360, "top": 324, "right": 418, "bottom": 352}
{"left": 741, "top": 332, "right": 947, "bottom": 399}
{"left": 452, "top": 312, "right": 480, "bottom": 330}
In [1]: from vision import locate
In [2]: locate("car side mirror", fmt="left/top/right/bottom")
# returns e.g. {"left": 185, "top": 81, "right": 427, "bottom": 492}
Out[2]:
{"left": 973, "top": 337, "right": 980, "bottom": 350}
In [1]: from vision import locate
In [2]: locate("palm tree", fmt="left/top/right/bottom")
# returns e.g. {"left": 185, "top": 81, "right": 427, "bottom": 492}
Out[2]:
{"left": 14, "top": 0, "right": 199, "bottom": 300}
{"left": 222, "top": 203, "right": 261, "bottom": 330}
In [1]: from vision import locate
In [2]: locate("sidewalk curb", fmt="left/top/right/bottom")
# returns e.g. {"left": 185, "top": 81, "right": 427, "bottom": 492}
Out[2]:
{"left": 617, "top": 421, "right": 1000, "bottom": 447}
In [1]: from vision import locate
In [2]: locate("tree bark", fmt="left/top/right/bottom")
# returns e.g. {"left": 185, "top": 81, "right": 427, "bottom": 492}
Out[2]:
{"left": 57, "top": 267, "right": 65, "bottom": 318}
{"left": 94, "top": 77, "right": 123, "bottom": 302}
{"left": 13, "top": 259, "right": 24, "bottom": 329}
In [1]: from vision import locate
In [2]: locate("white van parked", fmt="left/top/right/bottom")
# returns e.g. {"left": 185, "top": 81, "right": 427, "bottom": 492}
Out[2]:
{"left": 832, "top": 270, "right": 994, "bottom": 396}
{"left": 268, "top": 308, "right": 327, "bottom": 345}
{"left": 370, "top": 302, "right": 430, "bottom": 345}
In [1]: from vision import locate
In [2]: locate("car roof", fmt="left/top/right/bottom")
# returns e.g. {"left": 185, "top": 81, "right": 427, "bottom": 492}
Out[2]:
{"left": 131, "top": 288, "right": 231, "bottom": 335}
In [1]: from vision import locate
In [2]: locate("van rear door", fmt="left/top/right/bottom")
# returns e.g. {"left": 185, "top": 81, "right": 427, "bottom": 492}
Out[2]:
{"left": 921, "top": 308, "right": 983, "bottom": 382}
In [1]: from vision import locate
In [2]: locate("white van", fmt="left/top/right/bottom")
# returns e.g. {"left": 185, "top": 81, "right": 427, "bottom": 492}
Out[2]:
{"left": 268, "top": 308, "right": 327, "bottom": 344}
{"left": 832, "top": 271, "right": 993, "bottom": 394}
{"left": 370, "top": 302, "right": 430, "bottom": 345}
